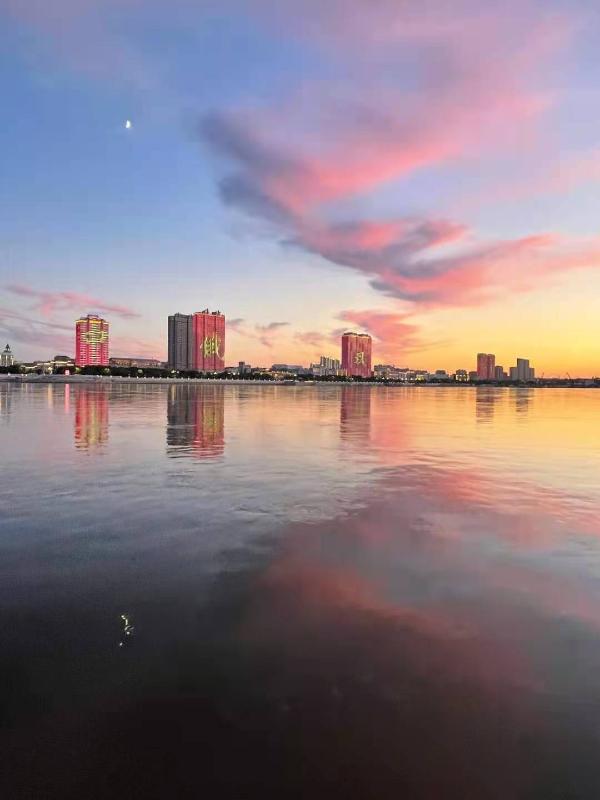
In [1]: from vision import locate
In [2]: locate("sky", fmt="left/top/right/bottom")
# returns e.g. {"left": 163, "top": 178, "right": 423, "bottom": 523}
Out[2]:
{"left": 1, "top": 0, "right": 599, "bottom": 375}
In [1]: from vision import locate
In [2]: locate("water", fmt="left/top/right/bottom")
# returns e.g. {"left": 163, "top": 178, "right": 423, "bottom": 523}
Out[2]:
{"left": 1, "top": 382, "right": 600, "bottom": 799}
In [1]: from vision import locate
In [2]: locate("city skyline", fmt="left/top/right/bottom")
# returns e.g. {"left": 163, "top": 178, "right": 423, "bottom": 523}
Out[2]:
{"left": 2, "top": 1, "right": 600, "bottom": 375}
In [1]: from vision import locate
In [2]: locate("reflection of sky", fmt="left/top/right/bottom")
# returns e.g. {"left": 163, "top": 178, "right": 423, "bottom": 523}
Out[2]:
{"left": 2, "top": 384, "right": 600, "bottom": 796}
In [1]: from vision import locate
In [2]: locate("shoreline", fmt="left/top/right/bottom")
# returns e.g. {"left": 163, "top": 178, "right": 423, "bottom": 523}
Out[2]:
{"left": 0, "top": 374, "right": 596, "bottom": 388}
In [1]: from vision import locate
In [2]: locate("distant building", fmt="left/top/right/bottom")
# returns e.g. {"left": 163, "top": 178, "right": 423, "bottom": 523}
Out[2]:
{"left": 494, "top": 365, "right": 508, "bottom": 381}
{"left": 468, "top": 370, "right": 479, "bottom": 381}
{"left": 455, "top": 369, "right": 469, "bottom": 382}
{"left": 341, "top": 332, "right": 372, "bottom": 378}
{"left": 510, "top": 358, "right": 535, "bottom": 381}
{"left": 168, "top": 313, "right": 193, "bottom": 371}
{"left": 75, "top": 314, "right": 109, "bottom": 367}
{"left": 430, "top": 369, "right": 449, "bottom": 381}
{"left": 110, "top": 357, "right": 165, "bottom": 368}
{"left": 476, "top": 352, "right": 495, "bottom": 380}
{"left": 1, "top": 344, "right": 15, "bottom": 367}
{"left": 271, "top": 364, "right": 306, "bottom": 374}
{"left": 311, "top": 356, "right": 341, "bottom": 376}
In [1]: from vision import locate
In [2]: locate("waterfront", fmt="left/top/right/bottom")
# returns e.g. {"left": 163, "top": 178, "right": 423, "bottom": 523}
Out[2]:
{"left": 2, "top": 383, "right": 600, "bottom": 799}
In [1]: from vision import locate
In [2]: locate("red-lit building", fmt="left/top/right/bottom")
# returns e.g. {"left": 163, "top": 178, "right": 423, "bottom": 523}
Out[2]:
{"left": 341, "top": 332, "right": 372, "bottom": 378}
{"left": 476, "top": 352, "right": 495, "bottom": 381}
{"left": 75, "top": 314, "right": 109, "bottom": 367}
{"left": 192, "top": 310, "right": 225, "bottom": 372}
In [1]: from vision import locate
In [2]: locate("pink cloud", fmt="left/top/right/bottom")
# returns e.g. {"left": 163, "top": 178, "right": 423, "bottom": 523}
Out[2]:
{"left": 339, "top": 310, "right": 421, "bottom": 354}
{"left": 198, "top": 4, "right": 587, "bottom": 319}
{"left": 7, "top": 285, "right": 140, "bottom": 319}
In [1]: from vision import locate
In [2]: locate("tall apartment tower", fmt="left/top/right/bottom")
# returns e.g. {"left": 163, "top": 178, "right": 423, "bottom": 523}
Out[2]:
{"left": 514, "top": 358, "right": 535, "bottom": 381}
{"left": 168, "top": 313, "right": 194, "bottom": 371}
{"left": 192, "top": 310, "right": 225, "bottom": 372}
{"left": 476, "top": 352, "right": 495, "bottom": 380}
{"left": 168, "top": 310, "right": 226, "bottom": 372}
{"left": 75, "top": 314, "right": 109, "bottom": 367}
{"left": 341, "top": 332, "right": 372, "bottom": 378}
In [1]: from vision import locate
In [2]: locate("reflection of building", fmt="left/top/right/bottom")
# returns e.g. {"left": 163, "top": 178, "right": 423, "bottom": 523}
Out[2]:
{"left": 340, "top": 386, "right": 371, "bottom": 442}
{"left": 475, "top": 387, "right": 497, "bottom": 422}
{"left": 0, "top": 385, "right": 12, "bottom": 419}
{"left": 341, "top": 332, "right": 372, "bottom": 378}
{"left": 76, "top": 314, "right": 109, "bottom": 366}
{"left": 74, "top": 388, "right": 109, "bottom": 449}
{"left": 167, "top": 384, "right": 225, "bottom": 458}
{"left": 476, "top": 352, "right": 495, "bottom": 380}
{"left": 1, "top": 343, "right": 15, "bottom": 367}
{"left": 168, "top": 310, "right": 225, "bottom": 372}
{"left": 514, "top": 388, "right": 532, "bottom": 416}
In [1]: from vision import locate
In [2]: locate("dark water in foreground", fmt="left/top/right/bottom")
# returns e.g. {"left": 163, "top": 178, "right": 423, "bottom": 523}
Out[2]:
{"left": 1, "top": 382, "right": 600, "bottom": 799}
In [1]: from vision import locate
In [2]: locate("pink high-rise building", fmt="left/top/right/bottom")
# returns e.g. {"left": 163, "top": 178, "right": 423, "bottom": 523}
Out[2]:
{"left": 476, "top": 352, "right": 495, "bottom": 381}
{"left": 75, "top": 314, "right": 109, "bottom": 367}
{"left": 341, "top": 332, "right": 372, "bottom": 378}
{"left": 192, "top": 310, "right": 225, "bottom": 372}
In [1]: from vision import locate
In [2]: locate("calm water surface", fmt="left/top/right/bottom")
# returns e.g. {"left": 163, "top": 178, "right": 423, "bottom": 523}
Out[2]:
{"left": 1, "top": 383, "right": 600, "bottom": 799}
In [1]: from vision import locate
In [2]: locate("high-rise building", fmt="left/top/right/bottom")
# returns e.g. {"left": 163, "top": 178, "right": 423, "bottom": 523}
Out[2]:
{"left": 168, "top": 310, "right": 226, "bottom": 372}
{"left": 476, "top": 352, "right": 495, "bottom": 380}
{"left": 168, "top": 313, "right": 193, "bottom": 371}
{"left": 341, "top": 332, "right": 372, "bottom": 378}
{"left": 510, "top": 358, "right": 535, "bottom": 381}
{"left": 494, "top": 365, "right": 507, "bottom": 381}
{"left": 1, "top": 344, "right": 15, "bottom": 367}
{"left": 192, "top": 310, "right": 225, "bottom": 372}
{"left": 75, "top": 314, "right": 109, "bottom": 367}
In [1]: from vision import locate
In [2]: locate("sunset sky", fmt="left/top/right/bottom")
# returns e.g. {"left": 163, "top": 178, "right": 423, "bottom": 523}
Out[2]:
{"left": 1, "top": 0, "right": 599, "bottom": 375}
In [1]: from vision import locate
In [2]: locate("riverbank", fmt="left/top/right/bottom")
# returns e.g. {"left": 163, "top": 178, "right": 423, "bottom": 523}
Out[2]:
{"left": 1, "top": 374, "right": 597, "bottom": 388}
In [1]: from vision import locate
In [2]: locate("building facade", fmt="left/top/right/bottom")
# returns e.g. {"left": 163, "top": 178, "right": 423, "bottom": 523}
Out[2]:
{"left": 341, "top": 332, "right": 372, "bottom": 378}
{"left": 1, "top": 344, "right": 15, "bottom": 367}
{"left": 168, "top": 310, "right": 225, "bottom": 372}
{"left": 75, "top": 314, "right": 109, "bottom": 367}
{"left": 512, "top": 358, "right": 535, "bottom": 381}
{"left": 110, "top": 357, "right": 165, "bottom": 368}
{"left": 168, "top": 313, "right": 194, "bottom": 371}
{"left": 476, "top": 352, "right": 495, "bottom": 380}
{"left": 192, "top": 310, "right": 225, "bottom": 372}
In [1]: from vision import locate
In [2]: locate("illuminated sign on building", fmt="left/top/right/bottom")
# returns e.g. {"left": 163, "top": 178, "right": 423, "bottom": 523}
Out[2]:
{"left": 342, "top": 332, "right": 372, "bottom": 378}
{"left": 75, "top": 314, "right": 109, "bottom": 367}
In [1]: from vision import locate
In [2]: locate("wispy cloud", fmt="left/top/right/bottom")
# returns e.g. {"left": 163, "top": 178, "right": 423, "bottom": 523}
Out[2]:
{"left": 0, "top": 307, "right": 73, "bottom": 353}
{"left": 7, "top": 285, "right": 140, "bottom": 319}
{"left": 197, "top": 2, "right": 587, "bottom": 317}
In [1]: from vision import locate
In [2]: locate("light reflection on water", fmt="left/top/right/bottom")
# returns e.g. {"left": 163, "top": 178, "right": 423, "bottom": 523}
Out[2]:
{"left": 1, "top": 383, "right": 600, "bottom": 799}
